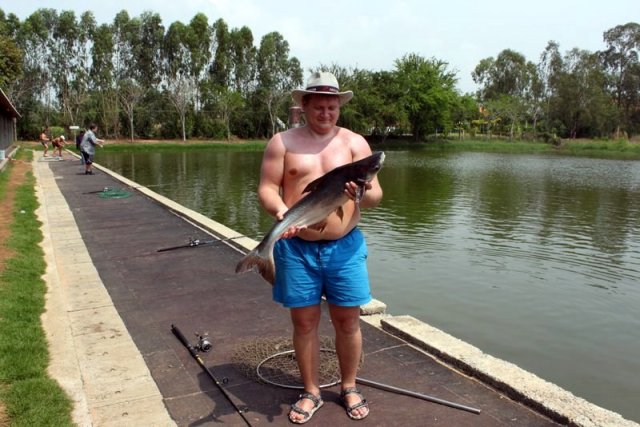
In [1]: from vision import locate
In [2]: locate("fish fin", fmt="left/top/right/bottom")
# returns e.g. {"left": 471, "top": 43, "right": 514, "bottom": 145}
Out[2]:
{"left": 302, "top": 174, "right": 330, "bottom": 194}
{"left": 308, "top": 219, "right": 327, "bottom": 232}
{"left": 235, "top": 250, "right": 275, "bottom": 285}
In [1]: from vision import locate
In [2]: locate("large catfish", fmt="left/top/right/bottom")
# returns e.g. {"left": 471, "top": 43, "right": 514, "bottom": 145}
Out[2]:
{"left": 235, "top": 151, "right": 385, "bottom": 284}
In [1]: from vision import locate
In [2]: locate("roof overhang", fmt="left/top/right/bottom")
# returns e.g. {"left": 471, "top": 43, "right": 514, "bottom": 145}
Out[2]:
{"left": 0, "top": 88, "right": 21, "bottom": 118}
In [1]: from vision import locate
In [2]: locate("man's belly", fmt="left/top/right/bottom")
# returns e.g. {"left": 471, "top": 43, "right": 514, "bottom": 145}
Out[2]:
{"left": 297, "top": 205, "right": 360, "bottom": 241}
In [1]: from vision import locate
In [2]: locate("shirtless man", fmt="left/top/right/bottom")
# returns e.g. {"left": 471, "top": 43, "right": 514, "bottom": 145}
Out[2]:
{"left": 51, "top": 135, "right": 66, "bottom": 157}
{"left": 257, "top": 72, "right": 383, "bottom": 423}
{"left": 39, "top": 126, "right": 50, "bottom": 157}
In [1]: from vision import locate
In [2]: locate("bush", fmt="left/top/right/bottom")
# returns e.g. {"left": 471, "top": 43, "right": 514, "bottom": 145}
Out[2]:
{"left": 542, "top": 132, "right": 561, "bottom": 146}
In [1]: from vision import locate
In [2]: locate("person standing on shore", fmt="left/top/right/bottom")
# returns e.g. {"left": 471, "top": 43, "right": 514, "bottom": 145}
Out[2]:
{"left": 257, "top": 71, "right": 383, "bottom": 423}
{"left": 79, "top": 124, "right": 104, "bottom": 175}
{"left": 39, "top": 126, "right": 51, "bottom": 157}
{"left": 75, "top": 130, "right": 86, "bottom": 164}
{"left": 51, "top": 135, "right": 66, "bottom": 158}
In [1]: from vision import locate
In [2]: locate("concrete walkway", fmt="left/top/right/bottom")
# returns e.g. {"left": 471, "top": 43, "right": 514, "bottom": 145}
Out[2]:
{"left": 32, "top": 150, "right": 637, "bottom": 427}
{"left": 35, "top": 154, "right": 174, "bottom": 426}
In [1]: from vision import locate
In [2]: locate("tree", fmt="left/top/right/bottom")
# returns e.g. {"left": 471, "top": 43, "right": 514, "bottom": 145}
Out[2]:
{"left": 0, "top": 34, "right": 23, "bottom": 88}
{"left": 256, "top": 32, "right": 302, "bottom": 137}
{"left": 118, "top": 79, "right": 145, "bottom": 141}
{"left": 91, "top": 23, "right": 120, "bottom": 137}
{"left": 552, "top": 49, "right": 613, "bottom": 138}
{"left": 229, "top": 26, "right": 256, "bottom": 96}
{"left": 18, "top": 9, "right": 59, "bottom": 126}
{"left": 600, "top": 22, "right": 640, "bottom": 137}
{"left": 165, "top": 72, "right": 195, "bottom": 141}
{"left": 537, "top": 41, "right": 564, "bottom": 135}
{"left": 472, "top": 50, "right": 538, "bottom": 138}
{"left": 185, "top": 13, "right": 211, "bottom": 110}
{"left": 394, "top": 53, "right": 458, "bottom": 140}
{"left": 133, "top": 11, "right": 164, "bottom": 90}
{"left": 49, "top": 10, "right": 94, "bottom": 129}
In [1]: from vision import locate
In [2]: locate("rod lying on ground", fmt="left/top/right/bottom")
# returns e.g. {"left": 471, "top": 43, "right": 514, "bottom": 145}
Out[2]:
{"left": 82, "top": 187, "right": 110, "bottom": 194}
{"left": 171, "top": 324, "right": 252, "bottom": 426}
{"left": 157, "top": 235, "right": 245, "bottom": 252}
{"left": 356, "top": 376, "right": 481, "bottom": 414}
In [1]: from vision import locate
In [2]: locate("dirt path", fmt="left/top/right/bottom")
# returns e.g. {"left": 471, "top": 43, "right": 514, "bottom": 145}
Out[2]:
{"left": 0, "top": 159, "right": 29, "bottom": 271}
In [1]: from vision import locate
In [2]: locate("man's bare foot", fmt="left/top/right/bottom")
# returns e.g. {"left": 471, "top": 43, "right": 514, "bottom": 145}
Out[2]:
{"left": 340, "top": 387, "right": 369, "bottom": 420}
{"left": 289, "top": 391, "right": 323, "bottom": 424}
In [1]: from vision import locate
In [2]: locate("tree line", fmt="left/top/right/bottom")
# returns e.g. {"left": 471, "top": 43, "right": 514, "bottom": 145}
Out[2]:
{"left": 0, "top": 8, "right": 638, "bottom": 142}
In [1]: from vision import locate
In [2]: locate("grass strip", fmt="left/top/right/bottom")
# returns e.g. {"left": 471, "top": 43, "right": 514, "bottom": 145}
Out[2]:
{"left": 0, "top": 150, "right": 74, "bottom": 427}
{"left": 373, "top": 138, "right": 640, "bottom": 159}
{"left": 95, "top": 140, "right": 266, "bottom": 153}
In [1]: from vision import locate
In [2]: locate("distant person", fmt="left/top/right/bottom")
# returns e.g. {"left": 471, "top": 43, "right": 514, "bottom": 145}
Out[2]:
{"left": 39, "top": 126, "right": 51, "bottom": 157}
{"left": 51, "top": 135, "right": 66, "bottom": 158}
{"left": 75, "top": 130, "right": 86, "bottom": 164}
{"left": 79, "top": 124, "right": 104, "bottom": 175}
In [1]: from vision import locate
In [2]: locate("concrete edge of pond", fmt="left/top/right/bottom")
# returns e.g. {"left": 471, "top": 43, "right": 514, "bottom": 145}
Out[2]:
{"left": 88, "top": 153, "right": 638, "bottom": 427}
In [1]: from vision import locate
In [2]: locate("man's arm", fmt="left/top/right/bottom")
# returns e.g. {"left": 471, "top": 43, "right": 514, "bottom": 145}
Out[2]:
{"left": 257, "top": 135, "right": 288, "bottom": 219}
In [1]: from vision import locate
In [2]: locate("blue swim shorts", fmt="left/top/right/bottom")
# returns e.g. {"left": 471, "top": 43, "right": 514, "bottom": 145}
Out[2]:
{"left": 272, "top": 227, "right": 372, "bottom": 308}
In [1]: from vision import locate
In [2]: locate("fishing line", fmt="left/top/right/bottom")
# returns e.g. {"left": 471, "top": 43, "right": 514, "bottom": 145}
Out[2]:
{"left": 234, "top": 336, "right": 481, "bottom": 415}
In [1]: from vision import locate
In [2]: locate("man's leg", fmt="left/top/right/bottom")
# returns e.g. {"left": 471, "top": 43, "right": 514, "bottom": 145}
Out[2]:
{"left": 289, "top": 305, "right": 322, "bottom": 422}
{"left": 329, "top": 304, "right": 369, "bottom": 419}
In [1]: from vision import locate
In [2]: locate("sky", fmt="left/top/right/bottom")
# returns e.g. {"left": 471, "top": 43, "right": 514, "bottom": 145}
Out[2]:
{"left": 4, "top": 0, "right": 639, "bottom": 93}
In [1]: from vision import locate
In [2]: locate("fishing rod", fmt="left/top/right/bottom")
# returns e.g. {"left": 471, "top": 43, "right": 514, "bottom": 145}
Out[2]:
{"left": 82, "top": 187, "right": 111, "bottom": 194}
{"left": 156, "top": 235, "right": 246, "bottom": 252}
{"left": 356, "top": 377, "right": 481, "bottom": 415}
{"left": 171, "top": 324, "right": 253, "bottom": 426}
{"left": 82, "top": 183, "right": 172, "bottom": 195}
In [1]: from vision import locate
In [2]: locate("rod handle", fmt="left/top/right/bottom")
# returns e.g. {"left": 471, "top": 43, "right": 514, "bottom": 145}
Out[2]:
{"left": 171, "top": 324, "right": 197, "bottom": 357}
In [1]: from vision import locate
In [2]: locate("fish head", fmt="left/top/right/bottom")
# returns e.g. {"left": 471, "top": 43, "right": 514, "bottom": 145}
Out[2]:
{"left": 353, "top": 151, "right": 385, "bottom": 184}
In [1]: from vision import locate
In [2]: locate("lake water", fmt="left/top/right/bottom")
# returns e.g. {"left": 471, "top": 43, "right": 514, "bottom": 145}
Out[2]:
{"left": 99, "top": 149, "right": 640, "bottom": 422}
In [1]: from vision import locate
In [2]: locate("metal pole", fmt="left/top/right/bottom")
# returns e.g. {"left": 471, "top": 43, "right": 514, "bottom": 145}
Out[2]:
{"left": 356, "top": 376, "right": 481, "bottom": 415}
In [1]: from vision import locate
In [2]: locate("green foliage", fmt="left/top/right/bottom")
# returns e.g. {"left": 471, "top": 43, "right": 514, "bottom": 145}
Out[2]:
{"left": 394, "top": 53, "right": 459, "bottom": 140}
{"left": 6, "top": 8, "right": 640, "bottom": 141}
{"left": 48, "top": 125, "right": 64, "bottom": 138}
{"left": 0, "top": 34, "right": 23, "bottom": 87}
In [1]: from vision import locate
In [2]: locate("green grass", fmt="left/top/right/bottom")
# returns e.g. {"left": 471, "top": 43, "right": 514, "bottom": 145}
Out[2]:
{"left": 560, "top": 139, "right": 640, "bottom": 158}
{"left": 21, "top": 136, "right": 640, "bottom": 159}
{"left": 372, "top": 138, "right": 640, "bottom": 159}
{"left": 0, "top": 150, "right": 74, "bottom": 427}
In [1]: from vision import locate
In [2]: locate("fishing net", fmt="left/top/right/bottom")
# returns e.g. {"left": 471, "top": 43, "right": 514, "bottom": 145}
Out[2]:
{"left": 97, "top": 187, "right": 132, "bottom": 199}
{"left": 232, "top": 336, "right": 358, "bottom": 389}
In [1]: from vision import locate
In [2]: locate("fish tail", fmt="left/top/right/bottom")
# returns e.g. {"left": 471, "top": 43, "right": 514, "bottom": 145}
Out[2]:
{"left": 235, "top": 247, "right": 275, "bottom": 285}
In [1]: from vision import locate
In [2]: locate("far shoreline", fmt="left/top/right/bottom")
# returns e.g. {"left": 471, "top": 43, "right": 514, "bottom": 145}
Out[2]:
{"left": 17, "top": 137, "right": 640, "bottom": 160}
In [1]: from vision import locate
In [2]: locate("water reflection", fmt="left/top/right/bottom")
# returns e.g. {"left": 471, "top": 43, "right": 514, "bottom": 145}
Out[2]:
{"left": 100, "top": 149, "right": 640, "bottom": 421}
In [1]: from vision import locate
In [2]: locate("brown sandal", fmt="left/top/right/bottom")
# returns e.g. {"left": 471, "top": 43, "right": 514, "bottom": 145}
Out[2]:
{"left": 289, "top": 391, "right": 324, "bottom": 424}
{"left": 340, "top": 387, "right": 369, "bottom": 420}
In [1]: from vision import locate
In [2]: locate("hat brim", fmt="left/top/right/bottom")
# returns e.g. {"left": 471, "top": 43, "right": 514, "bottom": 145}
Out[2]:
{"left": 292, "top": 89, "right": 353, "bottom": 106}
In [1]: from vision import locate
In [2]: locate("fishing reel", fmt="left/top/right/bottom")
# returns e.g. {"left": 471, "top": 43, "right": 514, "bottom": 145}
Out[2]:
{"left": 188, "top": 237, "right": 202, "bottom": 247}
{"left": 194, "top": 332, "right": 212, "bottom": 353}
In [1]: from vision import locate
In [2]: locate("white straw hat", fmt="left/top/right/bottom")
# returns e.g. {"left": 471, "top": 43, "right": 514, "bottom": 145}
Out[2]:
{"left": 60, "top": 135, "right": 65, "bottom": 140}
{"left": 292, "top": 71, "right": 353, "bottom": 106}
